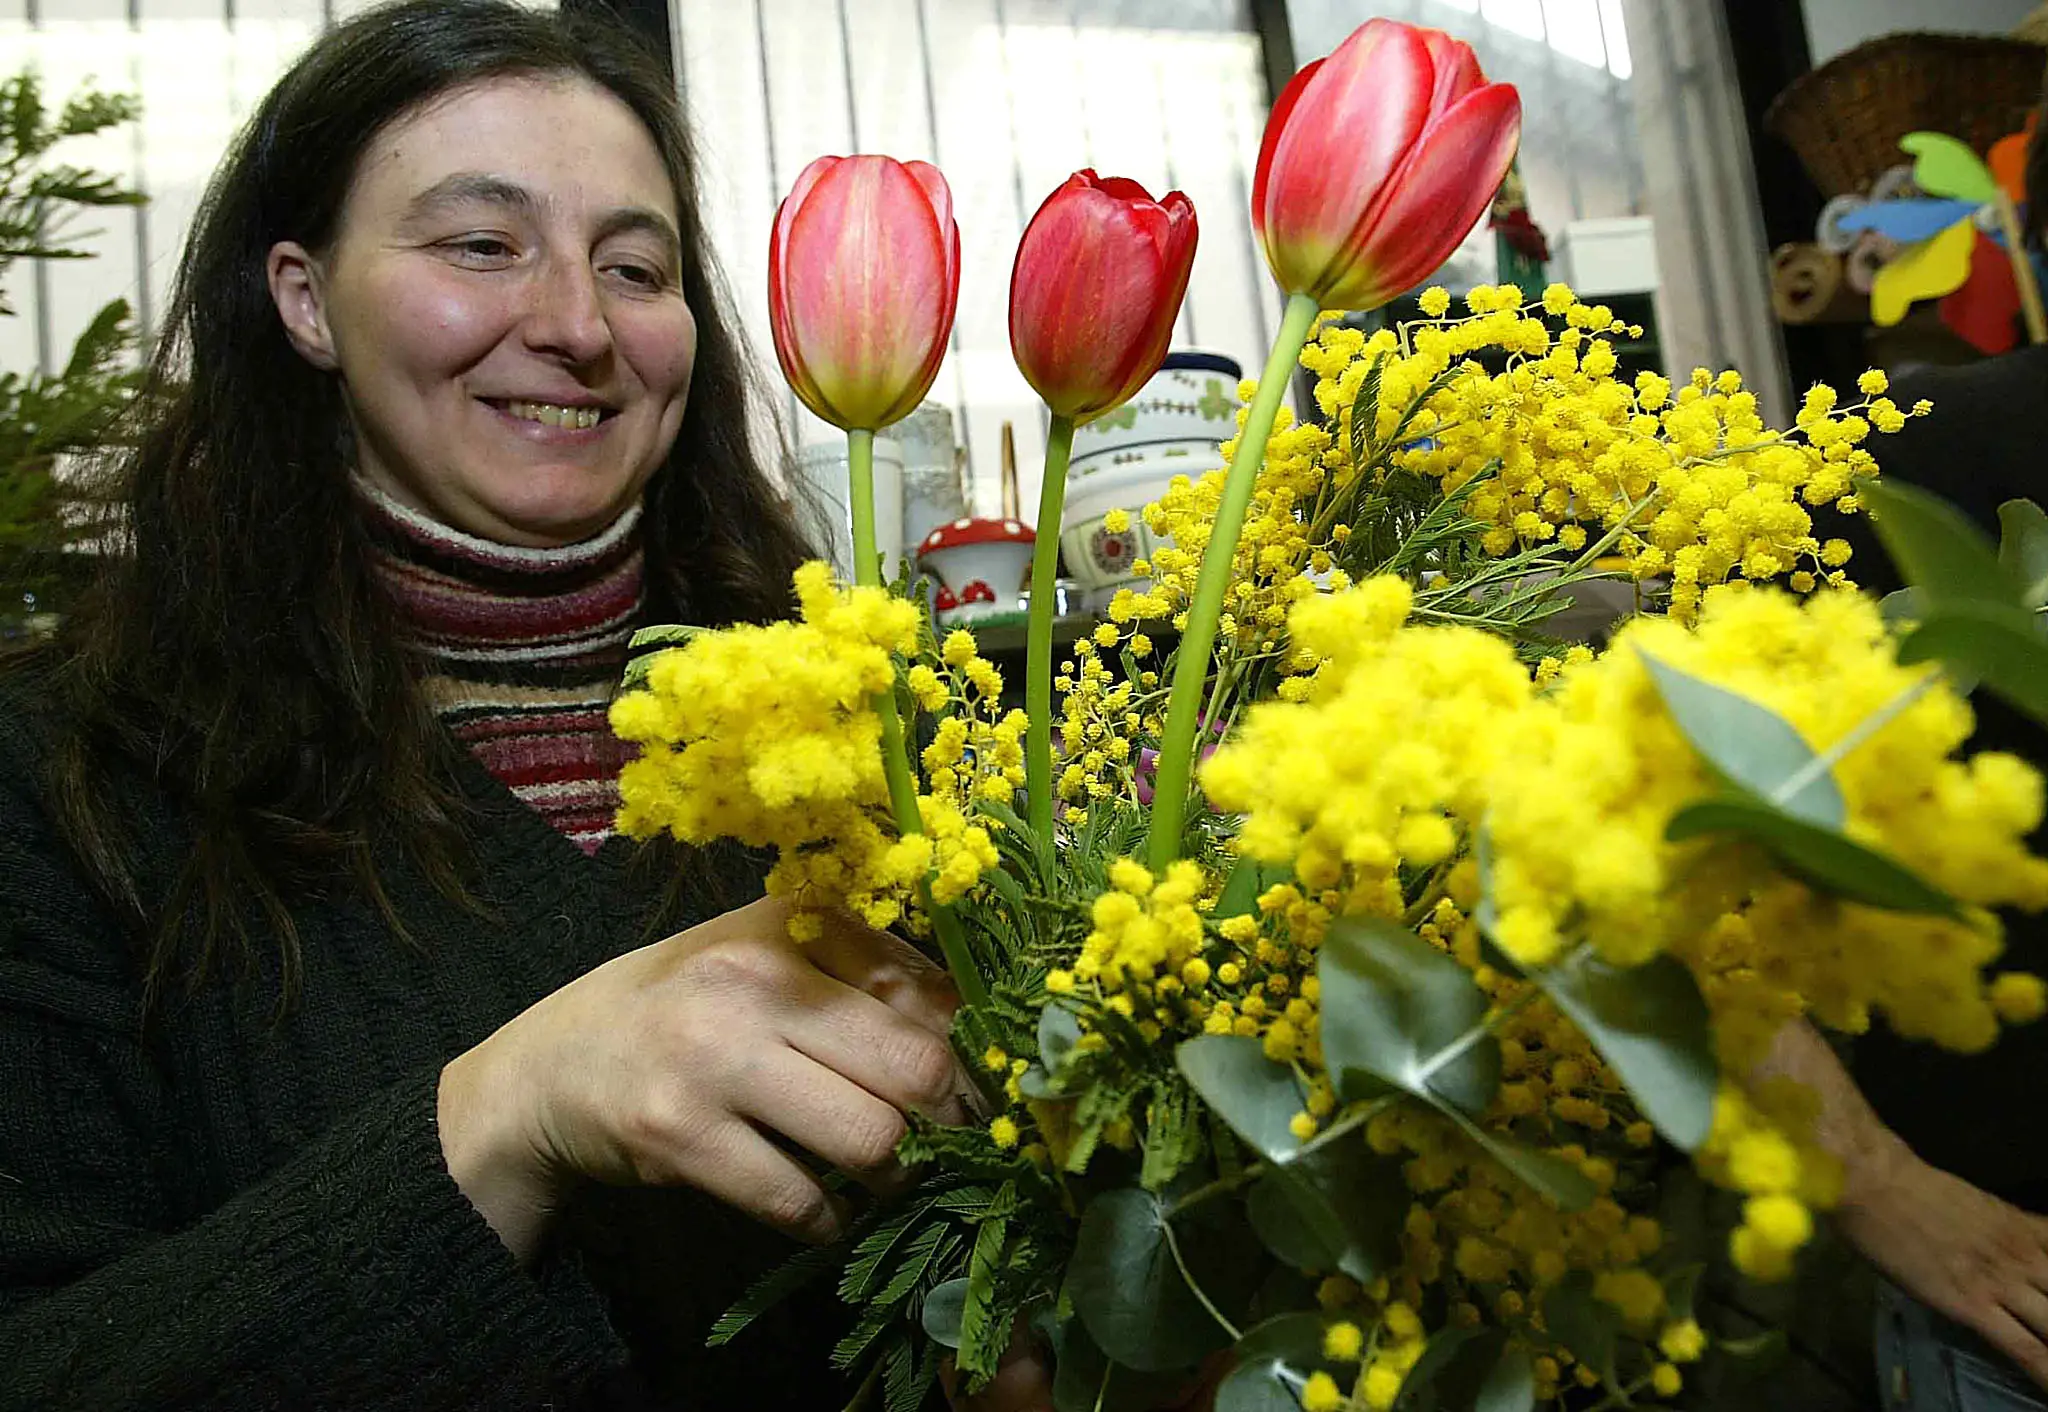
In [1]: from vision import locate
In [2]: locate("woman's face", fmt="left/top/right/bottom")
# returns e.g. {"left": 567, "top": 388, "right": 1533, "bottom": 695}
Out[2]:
{"left": 268, "top": 74, "right": 696, "bottom": 547}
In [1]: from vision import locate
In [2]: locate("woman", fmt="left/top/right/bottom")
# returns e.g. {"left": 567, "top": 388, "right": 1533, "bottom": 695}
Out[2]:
{"left": 0, "top": 3, "right": 1034, "bottom": 1408}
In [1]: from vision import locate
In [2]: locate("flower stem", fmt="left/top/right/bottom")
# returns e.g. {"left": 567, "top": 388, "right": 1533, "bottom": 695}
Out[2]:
{"left": 1026, "top": 413, "right": 1076, "bottom": 845}
{"left": 1145, "top": 291, "right": 1321, "bottom": 872}
{"left": 1161, "top": 1214, "right": 1241, "bottom": 1342}
{"left": 847, "top": 429, "right": 989, "bottom": 1010}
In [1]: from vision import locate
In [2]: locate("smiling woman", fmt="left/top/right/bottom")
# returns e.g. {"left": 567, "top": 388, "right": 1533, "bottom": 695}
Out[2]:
{"left": 0, "top": 4, "right": 1017, "bottom": 1411}
{"left": 268, "top": 83, "right": 701, "bottom": 548}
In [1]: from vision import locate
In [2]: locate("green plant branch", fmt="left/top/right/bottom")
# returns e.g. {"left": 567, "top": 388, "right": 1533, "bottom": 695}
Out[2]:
{"left": 1147, "top": 292, "right": 1321, "bottom": 870}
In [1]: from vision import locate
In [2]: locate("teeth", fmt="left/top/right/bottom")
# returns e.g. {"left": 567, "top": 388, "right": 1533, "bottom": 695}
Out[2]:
{"left": 504, "top": 400, "right": 604, "bottom": 430}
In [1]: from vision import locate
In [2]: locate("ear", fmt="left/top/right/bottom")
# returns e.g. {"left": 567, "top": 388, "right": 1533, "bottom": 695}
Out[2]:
{"left": 267, "top": 240, "right": 339, "bottom": 370}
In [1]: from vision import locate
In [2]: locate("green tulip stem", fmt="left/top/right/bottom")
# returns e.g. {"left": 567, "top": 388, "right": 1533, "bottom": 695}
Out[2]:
{"left": 1024, "top": 412, "right": 1076, "bottom": 845}
{"left": 847, "top": 428, "right": 988, "bottom": 1010}
{"left": 1144, "top": 291, "right": 1321, "bottom": 872}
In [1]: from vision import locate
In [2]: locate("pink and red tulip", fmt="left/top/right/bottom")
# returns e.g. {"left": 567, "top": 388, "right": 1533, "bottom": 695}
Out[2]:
{"left": 768, "top": 155, "right": 961, "bottom": 431}
{"left": 1253, "top": 19, "right": 1521, "bottom": 312}
{"left": 1010, "top": 171, "right": 1199, "bottom": 424}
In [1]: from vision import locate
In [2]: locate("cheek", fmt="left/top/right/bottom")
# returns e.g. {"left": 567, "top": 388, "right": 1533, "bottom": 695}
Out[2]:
{"left": 345, "top": 265, "right": 512, "bottom": 382}
{"left": 620, "top": 302, "right": 698, "bottom": 408}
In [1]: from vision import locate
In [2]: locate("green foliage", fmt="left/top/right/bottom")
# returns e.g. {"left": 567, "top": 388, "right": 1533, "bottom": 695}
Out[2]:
{"left": 1997, "top": 500, "right": 2048, "bottom": 604}
{"left": 1318, "top": 917, "right": 1501, "bottom": 1114}
{"left": 1533, "top": 950, "right": 1717, "bottom": 1151}
{"left": 1176, "top": 1033, "right": 1308, "bottom": 1164}
{"left": 1541, "top": 1271, "right": 1620, "bottom": 1388}
{"left": 1856, "top": 478, "right": 2048, "bottom": 731}
{"left": 1394, "top": 1327, "right": 1533, "bottom": 1412}
{"left": 1212, "top": 1312, "right": 1335, "bottom": 1412}
{"left": 1666, "top": 795, "right": 1960, "bottom": 915}
{"left": 1245, "top": 1139, "right": 1406, "bottom": 1283}
{"left": 1642, "top": 651, "right": 1960, "bottom": 916}
{"left": 0, "top": 69, "right": 146, "bottom": 618}
{"left": 1638, "top": 651, "right": 1844, "bottom": 827}
{"left": 1067, "top": 1183, "right": 1257, "bottom": 1373}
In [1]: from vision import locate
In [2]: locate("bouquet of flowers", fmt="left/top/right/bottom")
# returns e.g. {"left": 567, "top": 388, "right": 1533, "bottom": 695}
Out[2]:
{"left": 611, "top": 18, "right": 2048, "bottom": 1412}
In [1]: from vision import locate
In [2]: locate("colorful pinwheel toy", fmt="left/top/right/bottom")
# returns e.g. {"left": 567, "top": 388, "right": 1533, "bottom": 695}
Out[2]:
{"left": 1839, "top": 125, "right": 2047, "bottom": 353}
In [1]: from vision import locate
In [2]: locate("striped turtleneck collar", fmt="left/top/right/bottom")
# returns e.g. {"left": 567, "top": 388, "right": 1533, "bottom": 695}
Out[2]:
{"left": 355, "top": 477, "right": 644, "bottom": 854}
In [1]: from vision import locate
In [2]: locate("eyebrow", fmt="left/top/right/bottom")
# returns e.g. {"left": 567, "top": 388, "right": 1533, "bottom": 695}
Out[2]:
{"left": 402, "top": 172, "right": 682, "bottom": 259}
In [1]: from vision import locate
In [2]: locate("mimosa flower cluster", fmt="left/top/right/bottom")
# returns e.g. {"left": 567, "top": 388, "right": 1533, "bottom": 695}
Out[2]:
{"left": 611, "top": 563, "right": 1008, "bottom": 936}
{"left": 1197, "top": 574, "right": 2048, "bottom": 1290}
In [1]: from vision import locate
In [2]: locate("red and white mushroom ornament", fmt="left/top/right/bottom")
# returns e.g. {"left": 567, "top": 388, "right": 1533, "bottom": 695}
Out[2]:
{"left": 916, "top": 516, "right": 1036, "bottom": 624}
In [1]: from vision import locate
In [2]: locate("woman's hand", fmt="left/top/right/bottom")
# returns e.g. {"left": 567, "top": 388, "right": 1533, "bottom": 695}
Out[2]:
{"left": 1839, "top": 1140, "right": 2048, "bottom": 1390}
{"left": 437, "top": 897, "right": 967, "bottom": 1263}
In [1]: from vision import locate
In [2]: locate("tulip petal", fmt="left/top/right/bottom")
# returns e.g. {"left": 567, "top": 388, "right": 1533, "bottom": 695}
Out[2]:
{"left": 1257, "top": 20, "right": 1434, "bottom": 300}
{"left": 897, "top": 159, "right": 962, "bottom": 425}
{"left": 779, "top": 156, "right": 952, "bottom": 429}
{"left": 1415, "top": 26, "right": 1484, "bottom": 112}
{"left": 769, "top": 155, "right": 843, "bottom": 415}
{"left": 1009, "top": 173, "right": 1197, "bottom": 422}
{"left": 1251, "top": 57, "right": 1322, "bottom": 248}
{"left": 1322, "top": 81, "right": 1522, "bottom": 311}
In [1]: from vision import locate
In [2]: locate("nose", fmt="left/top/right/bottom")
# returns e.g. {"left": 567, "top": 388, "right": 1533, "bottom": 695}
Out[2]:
{"left": 522, "top": 256, "right": 613, "bottom": 366}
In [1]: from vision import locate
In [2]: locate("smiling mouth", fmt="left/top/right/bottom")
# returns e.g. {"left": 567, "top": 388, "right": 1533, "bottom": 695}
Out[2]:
{"left": 485, "top": 398, "right": 617, "bottom": 431}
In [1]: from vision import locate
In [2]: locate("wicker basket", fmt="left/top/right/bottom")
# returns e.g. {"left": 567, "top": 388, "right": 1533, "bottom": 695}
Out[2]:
{"left": 1765, "top": 31, "right": 2046, "bottom": 199}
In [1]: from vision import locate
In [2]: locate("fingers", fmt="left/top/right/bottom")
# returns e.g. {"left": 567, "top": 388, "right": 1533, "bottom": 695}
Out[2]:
{"left": 2004, "top": 1280, "right": 2048, "bottom": 1350}
{"left": 740, "top": 1044, "right": 919, "bottom": 1194}
{"left": 953, "top": 1354, "right": 1055, "bottom": 1412}
{"left": 940, "top": 1323, "right": 1056, "bottom": 1412}
{"left": 669, "top": 1114, "right": 847, "bottom": 1243}
{"left": 1971, "top": 1303, "right": 2048, "bottom": 1392}
{"left": 773, "top": 963, "right": 964, "bottom": 1121}
{"left": 805, "top": 907, "right": 960, "bottom": 1038}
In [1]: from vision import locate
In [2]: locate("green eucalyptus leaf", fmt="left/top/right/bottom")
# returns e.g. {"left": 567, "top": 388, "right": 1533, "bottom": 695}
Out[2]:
{"left": 1245, "top": 1142, "right": 1407, "bottom": 1283}
{"left": 1476, "top": 1346, "right": 1537, "bottom": 1412}
{"left": 921, "top": 1277, "right": 968, "bottom": 1349}
{"left": 1535, "top": 952, "right": 1716, "bottom": 1151}
{"left": 1998, "top": 500, "right": 2048, "bottom": 607}
{"left": 1899, "top": 600, "right": 2048, "bottom": 729}
{"left": 1473, "top": 826, "right": 1502, "bottom": 938}
{"left": 1394, "top": 1326, "right": 1494, "bottom": 1411}
{"left": 1318, "top": 917, "right": 1501, "bottom": 1115}
{"left": 1049, "top": 1314, "right": 1194, "bottom": 1412}
{"left": 1667, "top": 794, "right": 1960, "bottom": 916}
{"left": 1542, "top": 1271, "right": 1619, "bottom": 1384}
{"left": 1901, "top": 130, "right": 2000, "bottom": 204}
{"left": 1214, "top": 1313, "right": 1333, "bottom": 1412}
{"left": 1176, "top": 1034, "right": 1306, "bottom": 1164}
{"left": 1879, "top": 587, "right": 1923, "bottom": 628}
{"left": 1068, "top": 1188, "right": 1233, "bottom": 1371}
{"left": 1639, "top": 652, "right": 1843, "bottom": 826}
{"left": 1396, "top": 1328, "right": 1532, "bottom": 1412}
{"left": 1437, "top": 1104, "right": 1597, "bottom": 1210}
{"left": 1216, "top": 855, "right": 1275, "bottom": 920}
{"left": 1017, "top": 1064, "right": 1058, "bottom": 1100}
{"left": 1856, "top": 475, "right": 2018, "bottom": 606}
{"left": 1038, "top": 1004, "right": 1083, "bottom": 1080}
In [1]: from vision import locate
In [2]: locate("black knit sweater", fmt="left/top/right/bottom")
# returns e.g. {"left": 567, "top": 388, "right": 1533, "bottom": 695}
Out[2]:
{"left": 0, "top": 677, "right": 846, "bottom": 1410}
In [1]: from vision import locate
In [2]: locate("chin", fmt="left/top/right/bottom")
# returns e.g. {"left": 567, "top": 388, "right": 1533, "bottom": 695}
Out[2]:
{"left": 470, "top": 479, "right": 638, "bottom": 548}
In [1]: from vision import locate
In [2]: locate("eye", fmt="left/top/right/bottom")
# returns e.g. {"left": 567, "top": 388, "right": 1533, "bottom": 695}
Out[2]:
{"left": 604, "top": 259, "right": 667, "bottom": 291}
{"left": 442, "top": 235, "right": 517, "bottom": 265}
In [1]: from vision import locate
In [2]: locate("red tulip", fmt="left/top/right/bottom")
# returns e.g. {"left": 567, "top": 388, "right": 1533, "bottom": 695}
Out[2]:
{"left": 1253, "top": 19, "right": 1521, "bottom": 312}
{"left": 1009, "top": 171, "right": 1198, "bottom": 424}
{"left": 768, "top": 155, "right": 961, "bottom": 431}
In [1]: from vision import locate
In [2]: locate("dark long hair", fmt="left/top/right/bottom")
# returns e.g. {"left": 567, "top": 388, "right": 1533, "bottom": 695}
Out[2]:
{"left": 18, "top": 0, "right": 810, "bottom": 1007}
